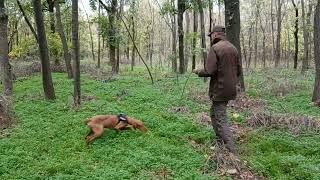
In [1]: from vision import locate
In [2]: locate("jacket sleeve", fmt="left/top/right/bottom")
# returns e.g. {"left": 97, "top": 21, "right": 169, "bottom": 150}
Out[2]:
{"left": 197, "top": 46, "right": 218, "bottom": 77}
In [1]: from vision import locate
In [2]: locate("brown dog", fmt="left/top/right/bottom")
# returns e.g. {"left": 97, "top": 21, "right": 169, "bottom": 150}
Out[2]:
{"left": 85, "top": 115, "right": 147, "bottom": 144}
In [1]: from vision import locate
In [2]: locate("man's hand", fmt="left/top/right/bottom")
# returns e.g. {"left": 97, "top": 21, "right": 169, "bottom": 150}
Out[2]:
{"left": 192, "top": 68, "right": 201, "bottom": 75}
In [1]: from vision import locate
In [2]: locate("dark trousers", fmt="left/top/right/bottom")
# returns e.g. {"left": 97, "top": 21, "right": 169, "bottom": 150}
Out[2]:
{"left": 210, "top": 101, "right": 236, "bottom": 153}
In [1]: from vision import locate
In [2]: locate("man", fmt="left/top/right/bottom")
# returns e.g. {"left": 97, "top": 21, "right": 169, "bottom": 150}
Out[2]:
{"left": 193, "top": 25, "right": 241, "bottom": 153}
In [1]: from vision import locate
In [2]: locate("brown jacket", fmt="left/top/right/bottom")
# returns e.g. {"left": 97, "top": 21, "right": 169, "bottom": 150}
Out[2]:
{"left": 198, "top": 35, "right": 241, "bottom": 101}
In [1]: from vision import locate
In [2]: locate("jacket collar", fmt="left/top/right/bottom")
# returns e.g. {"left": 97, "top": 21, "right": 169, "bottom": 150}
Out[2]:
{"left": 212, "top": 34, "right": 227, "bottom": 44}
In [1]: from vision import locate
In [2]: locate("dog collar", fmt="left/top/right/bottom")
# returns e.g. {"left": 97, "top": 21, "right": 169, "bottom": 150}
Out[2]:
{"left": 117, "top": 113, "right": 128, "bottom": 122}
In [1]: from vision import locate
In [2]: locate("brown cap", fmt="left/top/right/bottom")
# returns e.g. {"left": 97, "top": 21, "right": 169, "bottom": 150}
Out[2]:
{"left": 208, "top": 25, "right": 225, "bottom": 36}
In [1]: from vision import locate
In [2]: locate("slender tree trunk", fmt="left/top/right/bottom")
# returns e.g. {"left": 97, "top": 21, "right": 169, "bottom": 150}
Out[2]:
{"left": 292, "top": 0, "right": 299, "bottom": 69}
{"left": 218, "top": 0, "right": 221, "bottom": 25}
{"left": 16, "top": 0, "right": 38, "bottom": 42}
{"left": 0, "top": 0, "right": 13, "bottom": 95}
{"left": 192, "top": 9, "right": 198, "bottom": 70}
{"left": 274, "top": 0, "right": 282, "bottom": 67}
{"left": 240, "top": 31, "right": 247, "bottom": 68}
{"left": 271, "top": 0, "right": 275, "bottom": 62}
{"left": 254, "top": 0, "right": 259, "bottom": 68}
{"left": 47, "top": 0, "right": 55, "bottom": 33}
{"left": 110, "top": 0, "right": 117, "bottom": 73}
{"left": 97, "top": 2, "right": 101, "bottom": 68}
{"left": 287, "top": 30, "right": 290, "bottom": 68}
{"left": 72, "top": 0, "right": 80, "bottom": 106}
{"left": 185, "top": 11, "right": 190, "bottom": 71}
{"left": 248, "top": 24, "right": 253, "bottom": 68}
{"left": 81, "top": 1, "right": 95, "bottom": 61}
{"left": 197, "top": 0, "right": 207, "bottom": 69}
{"left": 225, "top": 0, "right": 245, "bottom": 91}
{"left": 171, "top": 0, "right": 177, "bottom": 72}
{"left": 54, "top": 1, "right": 73, "bottom": 79}
{"left": 178, "top": 0, "right": 185, "bottom": 74}
{"left": 33, "top": 0, "right": 55, "bottom": 100}
{"left": 209, "top": 0, "right": 213, "bottom": 44}
{"left": 312, "top": 0, "right": 320, "bottom": 102}
{"left": 301, "top": 0, "right": 309, "bottom": 74}
{"left": 131, "top": 16, "right": 135, "bottom": 71}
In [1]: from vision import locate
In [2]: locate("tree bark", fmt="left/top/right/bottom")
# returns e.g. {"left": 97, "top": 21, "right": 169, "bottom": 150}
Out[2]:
{"left": 292, "top": 0, "right": 299, "bottom": 69}
{"left": 225, "top": 0, "right": 245, "bottom": 91}
{"left": 47, "top": 0, "right": 55, "bottom": 33}
{"left": 274, "top": 0, "right": 282, "bottom": 67}
{"left": 171, "top": 0, "right": 177, "bottom": 72}
{"left": 54, "top": 0, "right": 73, "bottom": 79}
{"left": 185, "top": 11, "right": 190, "bottom": 72}
{"left": 72, "top": 0, "right": 80, "bottom": 106}
{"left": 33, "top": 0, "right": 55, "bottom": 100}
{"left": 109, "top": 0, "right": 117, "bottom": 73}
{"left": 97, "top": 2, "right": 101, "bottom": 68}
{"left": 131, "top": 1, "right": 135, "bottom": 71}
{"left": 312, "top": 0, "right": 320, "bottom": 102}
{"left": 178, "top": 0, "right": 185, "bottom": 74}
{"left": 197, "top": 0, "right": 207, "bottom": 70}
{"left": 192, "top": 9, "right": 198, "bottom": 70}
{"left": 0, "top": 0, "right": 13, "bottom": 95}
{"left": 301, "top": 0, "right": 309, "bottom": 74}
{"left": 81, "top": 1, "right": 95, "bottom": 62}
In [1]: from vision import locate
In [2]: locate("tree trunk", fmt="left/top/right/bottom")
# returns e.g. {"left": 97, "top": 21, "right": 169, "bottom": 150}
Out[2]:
{"left": 47, "top": 0, "right": 55, "bottom": 33}
{"left": 192, "top": 9, "right": 198, "bottom": 70}
{"left": 97, "top": 2, "right": 101, "bottom": 68}
{"left": 54, "top": 1, "right": 73, "bottom": 79}
{"left": 0, "top": 0, "right": 13, "bottom": 95}
{"left": 247, "top": 24, "right": 253, "bottom": 69}
{"left": 81, "top": 1, "right": 95, "bottom": 62}
{"left": 33, "top": 0, "right": 55, "bottom": 100}
{"left": 274, "top": 0, "right": 282, "bottom": 67}
{"left": 292, "top": 0, "right": 299, "bottom": 69}
{"left": 209, "top": 0, "right": 213, "bottom": 44}
{"left": 197, "top": 0, "right": 207, "bottom": 70}
{"left": 254, "top": 0, "right": 259, "bottom": 68}
{"left": 225, "top": 0, "right": 245, "bottom": 91}
{"left": 270, "top": 0, "right": 275, "bottom": 62}
{"left": 110, "top": 0, "right": 117, "bottom": 72}
{"left": 178, "top": 0, "right": 185, "bottom": 74}
{"left": 301, "top": 0, "right": 310, "bottom": 74}
{"left": 17, "top": 0, "right": 38, "bottom": 42}
{"left": 218, "top": 0, "right": 221, "bottom": 25}
{"left": 312, "top": 0, "right": 320, "bottom": 102}
{"left": 72, "top": 0, "right": 80, "bottom": 106}
{"left": 130, "top": 18, "right": 135, "bottom": 71}
{"left": 185, "top": 11, "right": 190, "bottom": 72}
{"left": 171, "top": 0, "right": 177, "bottom": 72}
{"left": 240, "top": 31, "right": 247, "bottom": 68}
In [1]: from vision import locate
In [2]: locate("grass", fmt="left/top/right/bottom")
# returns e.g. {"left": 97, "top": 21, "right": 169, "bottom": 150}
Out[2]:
{"left": 242, "top": 68, "right": 320, "bottom": 179}
{"left": 0, "top": 71, "right": 215, "bottom": 179}
{"left": 1, "top": 67, "right": 320, "bottom": 179}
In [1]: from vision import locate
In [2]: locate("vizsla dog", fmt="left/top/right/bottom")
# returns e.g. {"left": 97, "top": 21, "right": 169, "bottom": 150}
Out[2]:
{"left": 85, "top": 113, "right": 147, "bottom": 144}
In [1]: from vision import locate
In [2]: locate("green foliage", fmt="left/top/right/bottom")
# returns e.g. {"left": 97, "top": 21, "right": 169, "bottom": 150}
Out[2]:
{"left": 0, "top": 72, "right": 214, "bottom": 179}
{"left": 47, "top": 33, "right": 64, "bottom": 60}
{"left": 242, "top": 130, "right": 320, "bottom": 179}
{"left": 9, "top": 38, "right": 37, "bottom": 59}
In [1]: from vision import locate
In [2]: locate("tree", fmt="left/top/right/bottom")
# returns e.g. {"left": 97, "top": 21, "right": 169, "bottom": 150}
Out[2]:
{"left": 16, "top": 0, "right": 38, "bottom": 42}
{"left": 312, "top": 0, "right": 320, "bottom": 103}
{"left": 0, "top": 0, "right": 13, "bottom": 95}
{"left": 178, "top": 0, "right": 185, "bottom": 74}
{"left": 33, "top": 0, "right": 55, "bottom": 100}
{"left": 72, "top": 0, "right": 80, "bottom": 106}
{"left": 130, "top": 0, "right": 136, "bottom": 71}
{"left": 192, "top": 8, "right": 198, "bottom": 70}
{"left": 274, "top": 0, "right": 282, "bottom": 67}
{"left": 225, "top": 0, "right": 245, "bottom": 91}
{"left": 301, "top": 0, "right": 309, "bottom": 74}
{"left": 46, "top": 0, "right": 55, "bottom": 33}
{"left": 171, "top": 0, "right": 177, "bottom": 72}
{"left": 110, "top": 0, "right": 117, "bottom": 73}
{"left": 197, "top": 0, "right": 207, "bottom": 72}
{"left": 54, "top": 0, "right": 73, "bottom": 79}
{"left": 291, "top": 0, "right": 298, "bottom": 69}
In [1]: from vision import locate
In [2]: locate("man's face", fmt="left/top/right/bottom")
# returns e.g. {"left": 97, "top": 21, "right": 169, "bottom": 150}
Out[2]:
{"left": 210, "top": 32, "right": 218, "bottom": 39}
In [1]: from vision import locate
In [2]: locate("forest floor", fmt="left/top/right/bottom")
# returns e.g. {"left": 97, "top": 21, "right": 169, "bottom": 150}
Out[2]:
{"left": 0, "top": 66, "right": 319, "bottom": 179}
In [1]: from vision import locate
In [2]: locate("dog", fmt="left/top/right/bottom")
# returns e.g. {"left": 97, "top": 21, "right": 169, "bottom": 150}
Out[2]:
{"left": 85, "top": 113, "right": 147, "bottom": 144}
